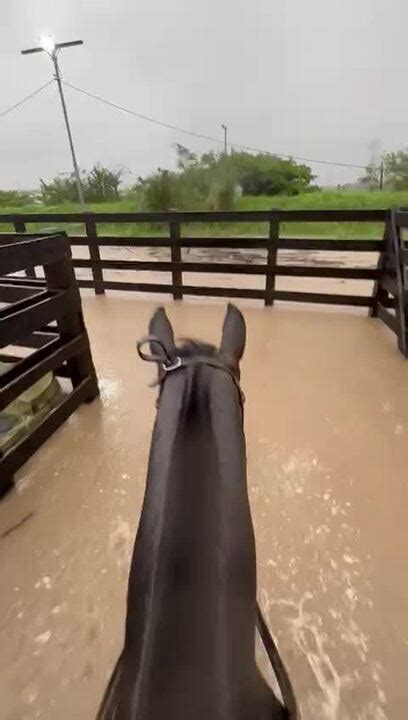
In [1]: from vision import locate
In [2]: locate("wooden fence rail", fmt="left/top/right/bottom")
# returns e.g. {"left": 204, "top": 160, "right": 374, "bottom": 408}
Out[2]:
{"left": 0, "top": 208, "right": 407, "bottom": 356}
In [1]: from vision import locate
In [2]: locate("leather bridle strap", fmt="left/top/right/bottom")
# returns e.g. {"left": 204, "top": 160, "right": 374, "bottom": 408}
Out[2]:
{"left": 136, "top": 335, "right": 245, "bottom": 406}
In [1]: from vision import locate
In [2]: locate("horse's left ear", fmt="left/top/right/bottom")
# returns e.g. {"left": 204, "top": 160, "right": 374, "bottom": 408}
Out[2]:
{"left": 220, "top": 304, "right": 246, "bottom": 362}
{"left": 149, "top": 307, "right": 176, "bottom": 353}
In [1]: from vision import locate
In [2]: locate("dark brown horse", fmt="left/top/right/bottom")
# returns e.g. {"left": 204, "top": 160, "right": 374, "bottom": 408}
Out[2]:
{"left": 97, "top": 304, "right": 298, "bottom": 720}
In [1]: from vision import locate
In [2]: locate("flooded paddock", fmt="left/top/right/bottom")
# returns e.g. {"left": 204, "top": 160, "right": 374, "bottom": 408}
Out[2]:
{"left": 1, "top": 295, "right": 408, "bottom": 720}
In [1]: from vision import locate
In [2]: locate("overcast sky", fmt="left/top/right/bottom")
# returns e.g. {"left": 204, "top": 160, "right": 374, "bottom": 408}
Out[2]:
{"left": 1, "top": 0, "right": 407, "bottom": 190}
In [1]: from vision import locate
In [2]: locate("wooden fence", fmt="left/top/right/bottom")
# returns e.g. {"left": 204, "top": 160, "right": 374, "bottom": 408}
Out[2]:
{"left": 0, "top": 208, "right": 407, "bottom": 356}
{"left": 370, "top": 210, "right": 408, "bottom": 356}
{"left": 0, "top": 232, "right": 99, "bottom": 494}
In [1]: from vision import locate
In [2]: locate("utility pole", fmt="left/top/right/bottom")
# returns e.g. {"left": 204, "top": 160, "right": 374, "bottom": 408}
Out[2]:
{"left": 379, "top": 161, "right": 384, "bottom": 190}
{"left": 22, "top": 37, "right": 85, "bottom": 207}
{"left": 221, "top": 123, "right": 228, "bottom": 155}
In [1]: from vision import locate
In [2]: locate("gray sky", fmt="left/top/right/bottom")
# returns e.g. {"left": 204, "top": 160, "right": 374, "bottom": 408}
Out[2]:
{"left": 1, "top": 0, "right": 407, "bottom": 190}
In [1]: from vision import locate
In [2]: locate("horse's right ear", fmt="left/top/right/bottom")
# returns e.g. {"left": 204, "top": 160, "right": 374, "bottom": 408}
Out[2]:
{"left": 149, "top": 307, "right": 175, "bottom": 353}
{"left": 220, "top": 303, "right": 246, "bottom": 363}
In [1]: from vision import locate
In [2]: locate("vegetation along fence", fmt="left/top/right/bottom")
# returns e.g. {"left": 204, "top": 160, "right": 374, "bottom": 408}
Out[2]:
{"left": 0, "top": 209, "right": 407, "bottom": 357}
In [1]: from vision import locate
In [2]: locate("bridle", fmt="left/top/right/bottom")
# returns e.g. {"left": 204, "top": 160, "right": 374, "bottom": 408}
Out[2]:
{"left": 136, "top": 335, "right": 245, "bottom": 408}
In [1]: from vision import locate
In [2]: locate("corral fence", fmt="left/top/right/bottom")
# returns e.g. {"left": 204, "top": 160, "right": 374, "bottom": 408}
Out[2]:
{"left": 0, "top": 233, "right": 98, "bottom": 494}
{"left": 0, "top": 208, "right": 407, "bottom": 357}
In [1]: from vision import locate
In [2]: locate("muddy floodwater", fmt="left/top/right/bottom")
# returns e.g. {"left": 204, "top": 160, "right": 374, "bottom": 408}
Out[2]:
{"left": 1, "top": 294, "right": 408, "bottom": 720}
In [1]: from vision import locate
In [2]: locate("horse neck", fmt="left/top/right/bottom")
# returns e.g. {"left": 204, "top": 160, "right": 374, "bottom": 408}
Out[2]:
{"left": 122, "top": 366, "right": 258, "bottom": 712}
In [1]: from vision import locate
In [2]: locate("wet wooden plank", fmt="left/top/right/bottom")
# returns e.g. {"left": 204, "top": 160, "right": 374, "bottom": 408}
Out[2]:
{"left": 12, "top": 329, "right": 59, "bottom": 349}
{"left": 0, "top": 284, "right": 44, "bottom": 303}
{"left": 0, "top": 277, "right": 46, "bottom": 288}
{"left": 275, "top": 266, "right": 378, "bottom": 279}
{"left": 0, "top": 290, "right": 51, "bottom": 320}
{"left": 78, "top": 280, "right": 265, "bottom": 300}
{"left": 278, "top": 239, "right": 383, "bottom": 252}
{"left": 69, "top": 236, "right": 172, "bottom": 247}
{"left": 72, "top": 259, "right": 378, "bottom": 280}
{"left": 0, "top": 335, "right": 86, "bottom": 411}
{"left": 170, "top": 221, "right": 182, "bottom": 300}
{"left": 0, "top": 234, "right": 69, "bottom": 276}
{"left": 84, "top": 214, "right": 104, "bottom": 295}
{"left": 0, "top": 290, "right": 77, "bottom": 349}
{"left": 70, "top": 236, "right": 383, "bottom": 251}
{"left": 0, "top": 209, "right": 388, "bottom": 224}
{"left": 181, "top": 285, "right": 266, "bottom": 300}
{"left": 265, "top": 220, "right": 279, "bottom": 306}
{"left": 273, "top": 290, "right": 373, "bottom": 307}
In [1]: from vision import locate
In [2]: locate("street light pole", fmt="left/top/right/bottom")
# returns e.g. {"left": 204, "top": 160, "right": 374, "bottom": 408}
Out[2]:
{"left": 221, "top": 123, "right": 228, "bottom": 155}
{"left": 51, "top": 52, "right": 85, "bottom": 206}
{"left": 379, "top": 161, "right": 384, "bottom": 191}
{"left": 21, "top": 38, "right": 85, "bottom": 208}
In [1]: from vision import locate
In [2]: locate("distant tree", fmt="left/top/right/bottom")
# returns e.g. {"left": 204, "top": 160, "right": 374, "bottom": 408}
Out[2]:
{"left": 40, "top": 164, "right": 123, "bottom": 204}
{"left": 359, "top": 163, "right": 381, "bottom": 190}
{"left": 360, "top": 149, "right": 408, "bottom": 191}
{"left": 228, "top": 152, "right": 314, "bottom": 196}
{"left": 85, "top": 164, "right": 122, "bottom": 201}
{"left": 0, "top": 190, "right": 36, "bottom": 207}
{"left": 383, "top": 150, "right": 408, "bottom": 190}
{"left": 143, "top": 170, "right": 177, "bottom": 211}
{"left": 40, "top": 173, "right": 79, "bottom": 204}
{"left": 133, "top": 149, "right": 315, "bottom": 211}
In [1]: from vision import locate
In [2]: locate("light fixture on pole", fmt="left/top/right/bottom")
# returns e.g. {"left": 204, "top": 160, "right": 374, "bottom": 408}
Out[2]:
{"left": 21, "top": 36, "right": 85, "bottom": 207}
{"left": 221, "top": 124, "right": 228, "bottom": 155}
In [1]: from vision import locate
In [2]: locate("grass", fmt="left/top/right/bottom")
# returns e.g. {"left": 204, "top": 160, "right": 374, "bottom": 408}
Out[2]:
{"left": 0, "top": 189, "right": 407, "bottom": 239}
{"left": 236, "top": 189, "right": 408, "bottom": 239}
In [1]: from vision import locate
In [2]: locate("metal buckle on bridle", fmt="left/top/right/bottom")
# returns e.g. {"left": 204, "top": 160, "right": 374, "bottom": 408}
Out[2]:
{"left": 163, "top": 356, "right": 182, "bottom": 373}
{"left": 137, "top": 336, "right": 184, "bottom": 388}
{"left": 136, "top": 336, "right": 175, "bottom": 365}
{"left": 137, "top": 335, "right": 245, "bottom": 408}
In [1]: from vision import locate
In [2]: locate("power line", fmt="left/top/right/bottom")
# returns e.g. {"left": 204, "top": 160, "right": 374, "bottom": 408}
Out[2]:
{"left": 63, "top": 80, "right": 367, "bottom": 171}
{"left": 63, "top": 81, "right": 228, "bottom": 145}
{"left": 225, "top": 140, "right": 366, "bottom": 170}
{"left": 0, "top": 80, "right": 53, "bottom": 120}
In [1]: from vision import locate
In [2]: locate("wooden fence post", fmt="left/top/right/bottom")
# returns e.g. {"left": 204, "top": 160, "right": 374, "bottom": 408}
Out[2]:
{"left": 84, "top": 213, "right": 104, "bottom": 295}
{"left": 13, "top": 216, "right": 37, "bottom": 280}
{"left": 43, "top": 236, "right": 99, "bottom": 398}
{"left": 390, "top": 210, "right": 408, "bottom": 357}
{"left": 170, "top": 220, "right": 183, "bottom": 300}
{"left": 265, "top": 217, "right": 279, "bottom": 306}
{"left": 370, "top": 217, "right": 390, "bottom": 318}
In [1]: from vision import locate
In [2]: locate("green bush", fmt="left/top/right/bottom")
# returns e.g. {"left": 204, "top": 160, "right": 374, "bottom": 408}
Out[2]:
{"left": 40, "top": 164, "right": 123, "bottom": 204}
{"left": 0, "top": 190, "right": 36, "bottom": 207}
{"left": 133, "top": 149, "right": 314, "bottom": 211}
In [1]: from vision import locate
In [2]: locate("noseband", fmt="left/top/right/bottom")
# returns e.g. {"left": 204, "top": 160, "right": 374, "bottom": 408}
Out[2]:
{"left": 137, "top": 335, "right": 245, "bottom": 408}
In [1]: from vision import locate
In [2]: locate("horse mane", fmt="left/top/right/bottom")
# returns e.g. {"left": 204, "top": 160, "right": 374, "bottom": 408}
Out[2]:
{"left": 176, "top": 338, "right": 218, "bottom": 358}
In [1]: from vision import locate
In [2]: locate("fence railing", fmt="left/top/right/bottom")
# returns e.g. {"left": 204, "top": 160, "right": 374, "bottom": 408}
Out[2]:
{"left": 0, "top": 208, "right": 407, "bottom": 356}
{"left": 0, "top": 209, "right": 387, "bottom": 307}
